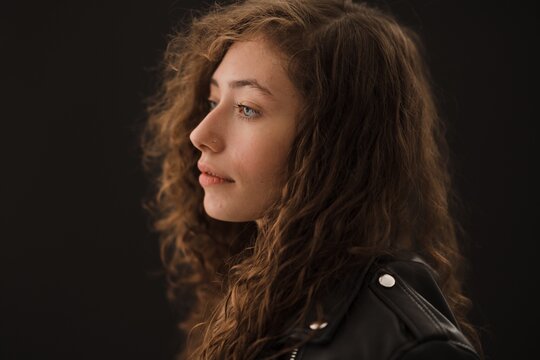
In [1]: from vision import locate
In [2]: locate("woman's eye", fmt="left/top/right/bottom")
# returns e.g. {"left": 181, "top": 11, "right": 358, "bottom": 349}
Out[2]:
{"left": 207, "top": 100, "right": 260, "bottom": 119}
{"left": 241, "top": 106, "right": 256, "bottom": 117}
{"left": 235, "top": 104, "right": 260, "bottom": 119}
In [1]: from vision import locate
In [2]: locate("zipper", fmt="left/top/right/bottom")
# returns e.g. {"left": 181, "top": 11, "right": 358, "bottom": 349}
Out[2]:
{"left": 288, "top": 348, "right": 299, "bottom": 360}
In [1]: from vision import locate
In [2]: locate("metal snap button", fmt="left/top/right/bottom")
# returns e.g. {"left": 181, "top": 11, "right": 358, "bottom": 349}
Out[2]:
{"left": 309, "top": 321, "right": 328, "bottom": 330}
{"left": 378, "top": 273, "right": 396, "bottom": 288}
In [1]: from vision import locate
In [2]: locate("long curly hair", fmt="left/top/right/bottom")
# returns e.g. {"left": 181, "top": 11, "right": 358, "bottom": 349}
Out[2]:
{"left": 141, "top": 0, "right": 481, "bottom": 358}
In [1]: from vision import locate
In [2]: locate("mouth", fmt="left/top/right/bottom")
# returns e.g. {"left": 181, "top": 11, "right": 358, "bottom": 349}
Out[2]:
{"left": 199, "top": 172, "right": 234, "bottom": 186}
{"left": 197, "top": 162, "right": 235, "bottom": 186}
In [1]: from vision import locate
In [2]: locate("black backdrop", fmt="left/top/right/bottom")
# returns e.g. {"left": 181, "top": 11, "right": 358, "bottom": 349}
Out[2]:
{"left": 1, "top": 1, "right": 538, "bottom": 359}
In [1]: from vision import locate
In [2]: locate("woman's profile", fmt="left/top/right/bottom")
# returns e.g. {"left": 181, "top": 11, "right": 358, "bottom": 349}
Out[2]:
{"left": 142, "top": 0, "right": 482, "bottom": 359}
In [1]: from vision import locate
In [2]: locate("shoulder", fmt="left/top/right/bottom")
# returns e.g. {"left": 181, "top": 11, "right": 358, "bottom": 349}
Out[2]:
{"left": 288, "top": 254, "right": 480, "bottom": 360}
{"left": 362, "top": 256, "right": 479, "bottom": 359}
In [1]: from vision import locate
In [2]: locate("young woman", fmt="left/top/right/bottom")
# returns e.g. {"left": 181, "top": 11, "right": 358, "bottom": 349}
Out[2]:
{"left": 142, "top": 0, "right": 482, "bottom": 359}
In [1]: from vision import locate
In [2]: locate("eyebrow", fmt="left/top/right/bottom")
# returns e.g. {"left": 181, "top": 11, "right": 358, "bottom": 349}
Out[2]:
{"left": 210, "top": 78, "right": 274, "bottom": 98}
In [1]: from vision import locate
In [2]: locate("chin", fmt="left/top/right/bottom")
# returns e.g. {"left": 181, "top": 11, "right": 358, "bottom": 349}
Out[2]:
{"left": 205, "top": 211, "right": 253, "bottom": 223}
{"left": 203, "top": 200, "right": 252, "bottom": 223}
{"left": 202, "top": 192, "right": 274, "bottom": 223}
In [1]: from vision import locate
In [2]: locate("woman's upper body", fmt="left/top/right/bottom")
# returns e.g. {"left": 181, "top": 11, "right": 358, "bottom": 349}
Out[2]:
{"left": 142, "top": 0, "right": 483, "bottom": 359}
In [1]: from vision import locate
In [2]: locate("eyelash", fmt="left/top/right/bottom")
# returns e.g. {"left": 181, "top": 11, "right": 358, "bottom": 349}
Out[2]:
{"left": 207, "top": 99, "right": 261, "bottom": 120}
{"left": 234, "top": 103, "right": 261, "bottom": 120}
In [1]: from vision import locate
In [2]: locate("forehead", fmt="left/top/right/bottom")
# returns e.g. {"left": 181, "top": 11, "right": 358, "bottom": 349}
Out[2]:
{"left": 211, "top": 39, "right": 298, "bottom": 100}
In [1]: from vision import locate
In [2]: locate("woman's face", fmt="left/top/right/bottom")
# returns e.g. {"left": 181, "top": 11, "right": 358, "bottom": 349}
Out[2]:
{"left": 190, "top": 38, "right": 302, "bottom": 222}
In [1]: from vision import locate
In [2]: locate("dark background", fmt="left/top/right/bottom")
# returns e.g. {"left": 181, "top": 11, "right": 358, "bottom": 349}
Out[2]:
{"left": 1, "top": 1, "right": 538, "bottom": 359}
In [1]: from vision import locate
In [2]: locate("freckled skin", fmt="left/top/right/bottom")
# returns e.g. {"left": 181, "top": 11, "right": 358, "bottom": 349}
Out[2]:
{"left": 189, "top": 38, "right": 302, "bottom": 222}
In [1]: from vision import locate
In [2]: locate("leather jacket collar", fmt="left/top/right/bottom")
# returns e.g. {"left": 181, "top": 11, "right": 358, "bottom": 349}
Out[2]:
{"left": 278, "top": 252, "right": 479, "bottom": 359}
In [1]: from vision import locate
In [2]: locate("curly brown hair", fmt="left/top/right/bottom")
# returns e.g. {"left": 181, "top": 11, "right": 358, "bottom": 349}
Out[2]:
{"left": 141, "top": 0, "right": 481, "bottom": 359}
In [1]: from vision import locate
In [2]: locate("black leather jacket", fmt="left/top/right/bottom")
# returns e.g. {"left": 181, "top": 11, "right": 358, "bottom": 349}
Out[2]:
{"left": 280, "top": 254, "right": 480, "bottom": 360}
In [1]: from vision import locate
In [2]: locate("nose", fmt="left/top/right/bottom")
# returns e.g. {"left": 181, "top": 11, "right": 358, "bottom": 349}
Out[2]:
{"left": 189, "top": 111, "right": 224, "bottom": 153}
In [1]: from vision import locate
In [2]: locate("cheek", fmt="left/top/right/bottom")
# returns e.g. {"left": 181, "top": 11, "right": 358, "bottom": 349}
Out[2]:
{"left": 234, "top": 134, "right": 291, "bottom": 186}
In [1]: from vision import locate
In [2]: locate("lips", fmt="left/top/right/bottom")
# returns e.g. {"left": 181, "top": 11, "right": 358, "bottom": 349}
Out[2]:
{"left": 197, "top": 162, "right": 235, "bottom": 184}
